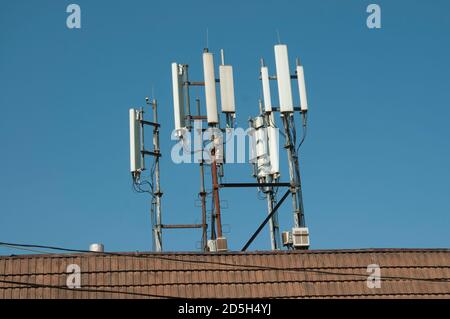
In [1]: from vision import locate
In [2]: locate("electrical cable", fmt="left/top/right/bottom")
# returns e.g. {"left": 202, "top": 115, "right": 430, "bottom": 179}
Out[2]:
{"left": 0, "top": 278, "right": 179, "bottom": 299}
{"left": 268, "top": 115, "right": 286, "bottom": 139}
{"left": 0, "top": 244, "right": 52, "bottom": 255}
{"left": 290, "top": 114, "right": 297, "bottom": 148}
{"left": 1, "top": 242, "right": 449, "bottom": 284}
{"left": 132, "top": 180, "right": 154, "bottom": 197}
{"left": 131, "top": 181, "right": 146, "bottom": 194}
{"left": 296, "top": 112, "right": 308, "bottom": 154}
{"left": 1, "top": 277, "right": 448, "bottom": 299}
{"left": 209, "top": 191, "right": 216, "bottom": 240}
{"left": 256, "top": 188, "right": 267, "bottom": 200}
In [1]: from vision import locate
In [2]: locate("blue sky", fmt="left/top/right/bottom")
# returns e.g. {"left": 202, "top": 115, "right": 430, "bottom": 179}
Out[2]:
{"left": 0, "top": 0, "right": 449, "bottom": 255}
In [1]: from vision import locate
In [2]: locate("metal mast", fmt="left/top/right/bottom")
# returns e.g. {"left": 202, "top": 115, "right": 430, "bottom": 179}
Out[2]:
{"left": 196, "top": 98, "right": 208, "bottom": 251}
{"left": 211, "top": 143, "right": 223, "bottom": 239}
{"left": 263, "top": 174, "right": 281, "bottom": 250}
{"left": 281, "top": 114, "right": 305, "bottom": 228}
{"left": 151, "top": 99, "right": 163, "bottom": 251}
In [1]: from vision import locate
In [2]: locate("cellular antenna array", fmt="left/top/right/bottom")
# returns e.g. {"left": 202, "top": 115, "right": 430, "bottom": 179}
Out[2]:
{"left": 251, "top": 44, "right": 310, "bottom": 250}
{"left": 169, "top": 48, "right": 237, "bottom": 252}
{"left": 129, "top": 99, "right": 163, "bottom": 251}
{"left": 130, "top": 43, "right": 310, "bottom": 252}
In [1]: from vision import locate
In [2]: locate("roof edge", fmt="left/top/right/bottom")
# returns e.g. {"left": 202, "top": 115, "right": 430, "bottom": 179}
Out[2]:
{"left": 1, "top": 247, "right": 449, "bottom": 259}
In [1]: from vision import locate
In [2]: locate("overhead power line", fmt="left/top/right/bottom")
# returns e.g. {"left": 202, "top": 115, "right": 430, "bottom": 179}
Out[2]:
{"left": 1, "top": 242, "right": 450, "bottom": 285}
{"left": 0, "top": 278, "right": 179, "bottom": 299}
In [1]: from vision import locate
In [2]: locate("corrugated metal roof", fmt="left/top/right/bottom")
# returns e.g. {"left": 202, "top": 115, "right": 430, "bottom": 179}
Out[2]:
{"left": 0, "top": 249, "right": 449, "bottom": 299}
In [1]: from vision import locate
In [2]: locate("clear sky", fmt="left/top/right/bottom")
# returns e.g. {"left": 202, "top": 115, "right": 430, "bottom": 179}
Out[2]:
{"left": 1, "top": 0, "right": 449, "bottom": 255}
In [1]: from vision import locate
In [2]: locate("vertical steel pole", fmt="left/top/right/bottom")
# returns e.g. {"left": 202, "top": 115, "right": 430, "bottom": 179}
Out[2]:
{"left": 182, "top": 65, "right": 191, "bottom": 130}
{"left": 152, "top": 99, "right": 163, "bottom": 252}
{"left": 281, "top": 114, "right": 305, "bottom": 228}
{"left": 196, "top": 99, "right": 208, "bottom": 251}
{"left": 200, "top": 161, "right": 208, "bottom": 250}
{"left": 266, "top": 190, "right": 276, "bottom": 249}
{"left": 263, "top": 108, "right": 281, "bottom": 250}
{"left": 292, "top": 145, "right": 306, "bottom": 227}
{"left": 211, "top": 145, "right": 223, "bottom": 238}
{"left": 264, "top": 175, "right": 280, "bottom": 250}
{"left": 140, "top": 108, "right": 145, "bottom": 171}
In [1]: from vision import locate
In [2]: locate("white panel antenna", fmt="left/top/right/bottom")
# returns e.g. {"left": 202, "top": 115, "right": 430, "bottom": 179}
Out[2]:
{"left": 274, "top": 44, "right": 294, "bottom": 113}
{"left": 261, "top": 66, "right": 272, "bottom": 113}
{"left": 202, "top": 51, "right": 219, "bottom": 124}
{"left": 129, "top": 108, "right": 142, "bottom": 173}
{"left": 171, "top": 62, "right": 185, "bottom": 132}
{"left": 219, "top": 65, "right": 236, "bottom": 113}
{"left": 253, "top": 116, "right": 270, "bottom": 178}
{"left": 296, "top": 64, "right": 308, "bottom": 112}
{"left": 267, "top": 123, "right": 280, "bottom": 177}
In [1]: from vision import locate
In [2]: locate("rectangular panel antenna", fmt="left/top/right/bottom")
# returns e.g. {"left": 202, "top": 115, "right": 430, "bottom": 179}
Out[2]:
{"left": 219, "top": 65, "right": 236, "bottom": 113}
{"left": 171, "top": 62, "right": 185, "bottom": 132}
{"left": 267, "top": 124, "right": 280, "bottom": 177}
{"left": 274, "top": 44, "right": 294, "bottom": 113}
{"left": 261, "top": 66, "right": 272, "bottom": 113}
{"left": 296, "top": 65, "right": 308, "bottom": 112}
{"left": 202, "top": 52, "right": 219, "bottom": 124}
{"left": 252, "top": 116, "right": 270, "bottom": 178}
{"left": 129, "top": 108, "right": 142, "bottom": 173}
